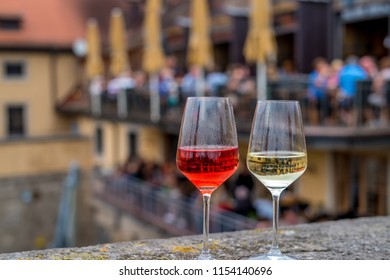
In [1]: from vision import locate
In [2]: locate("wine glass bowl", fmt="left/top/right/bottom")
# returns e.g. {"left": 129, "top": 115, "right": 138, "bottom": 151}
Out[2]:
{"left": 177, "top": 146, "right": 239, "bottom": 195}
{"left": 176, "top": 97, "right": 239, "bottom": 259}
{"left": 247, "top": 100, "right": 307, "bottom": 260}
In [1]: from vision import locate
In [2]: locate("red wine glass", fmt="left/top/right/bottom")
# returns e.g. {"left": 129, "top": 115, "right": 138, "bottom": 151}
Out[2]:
{"left": 176, "top": 97, "right": 239, "bottom": 259}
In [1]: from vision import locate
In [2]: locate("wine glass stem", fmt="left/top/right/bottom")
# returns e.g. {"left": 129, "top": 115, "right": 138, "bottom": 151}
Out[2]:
{"left": 202, "top": 194, "right": 211, "bottom": 256}
{"left": 270, "top": 193, "right": 282, "bottom": 255}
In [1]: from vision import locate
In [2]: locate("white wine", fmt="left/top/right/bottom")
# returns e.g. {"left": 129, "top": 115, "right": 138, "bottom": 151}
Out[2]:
{"left": 247, "top": 151, "right": 307, "bottom": 189}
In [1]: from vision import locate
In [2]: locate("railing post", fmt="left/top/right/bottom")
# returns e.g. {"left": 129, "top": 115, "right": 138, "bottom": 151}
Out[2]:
{"left": 150, "top": 74, "right": 160, "bottom": 122}
{"left": 91, "top": 93, "right": 102, "bottom": 116}
{"left": 117, "top": 89, "right": 128, "bottom": 118}
{"left": 53, "top": 162, "right": 80, "bottom": 248}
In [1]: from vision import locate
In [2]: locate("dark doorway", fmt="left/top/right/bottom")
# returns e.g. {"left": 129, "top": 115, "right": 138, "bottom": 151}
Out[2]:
{"left": 344, "top": 17, "right": 388, "bottom": 58}
{"left": 128, "top": 132, "right": 137, "bottom": 158}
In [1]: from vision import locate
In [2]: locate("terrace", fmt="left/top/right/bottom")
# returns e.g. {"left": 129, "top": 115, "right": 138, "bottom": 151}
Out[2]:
{"left": 58, "top": 78, "right": 390, "bottom": 149}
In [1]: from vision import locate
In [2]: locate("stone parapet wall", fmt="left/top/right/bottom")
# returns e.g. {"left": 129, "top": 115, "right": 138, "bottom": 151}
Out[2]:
{"left": 0, "top": 173, "right": 66, "bottom": 253}
{"left": 1, "top": 217, "right": 388, "bottom": 260}
{"left": 0, "top": 172, "right": 96, "bottom": 254}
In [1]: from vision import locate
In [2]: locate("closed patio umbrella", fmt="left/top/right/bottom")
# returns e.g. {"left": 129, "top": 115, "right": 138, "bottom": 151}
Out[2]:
{"left": 244, "top": 0, "right": 276, "bottom": 100}
{"left": 85, "top": 18, "right": 104, "bottom": 115}
{"left": 143, "top": 0, "right": 164, "bottom": 74}
{"left": 143, "top": 0, "right": 164, "bottom": 122}
{"left": 109, "top": 7, "right": 129, "bottom": 77}
{"left": 187, "top": 0, "right": 213, "bottom": 96}
{"left": 85, "top": 18, "right": 103, "bottom": 79}
{"left": 109, "top": 8, "right": 130, "bottom": 118}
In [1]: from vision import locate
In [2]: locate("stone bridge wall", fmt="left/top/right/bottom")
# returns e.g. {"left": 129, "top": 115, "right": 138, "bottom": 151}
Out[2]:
{"left": 0, "top": 217, "right": 388, "bottom": 260}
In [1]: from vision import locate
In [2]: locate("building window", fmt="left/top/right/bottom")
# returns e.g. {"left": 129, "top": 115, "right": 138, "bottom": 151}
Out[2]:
{"left": 3, "top": 61, "right": 26, "bottom": 79}
{"left": 6, "top": 105, "right": 26, "bottom": 137}
{"left": 95, "top": 126, "right": 104, "bottom": 155}
{"left": 0, "top": 17, "right": 22, "bottom": 31}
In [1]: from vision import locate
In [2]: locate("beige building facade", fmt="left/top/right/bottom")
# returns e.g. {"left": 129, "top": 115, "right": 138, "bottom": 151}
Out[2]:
{"left": 0, "top": 50, "right": 93, "bottom": 176}
{"left": 0, "top": 52, "right": 78, "bottom": 137}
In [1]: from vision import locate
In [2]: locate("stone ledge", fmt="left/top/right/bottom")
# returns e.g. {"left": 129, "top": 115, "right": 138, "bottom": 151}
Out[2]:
{"left": 1, "top": 217, "right": 389, "bottom": 260}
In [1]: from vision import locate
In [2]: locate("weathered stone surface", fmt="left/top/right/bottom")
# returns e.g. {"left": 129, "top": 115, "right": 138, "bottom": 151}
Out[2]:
{"left": 1, "top": 217, "right": 389, "bottom": 260}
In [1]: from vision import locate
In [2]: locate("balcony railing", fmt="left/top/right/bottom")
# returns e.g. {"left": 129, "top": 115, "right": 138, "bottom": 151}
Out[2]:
{"left": 95, "top": 174, "right": 258, "bottom": 236}
{"left": 86, "top": 78, "right": 390, "bottom": 131}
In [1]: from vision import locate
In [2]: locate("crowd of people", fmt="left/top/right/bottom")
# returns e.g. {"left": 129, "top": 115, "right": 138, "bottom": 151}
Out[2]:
{"left": 88, "top": 56, "right": 260, "bottom": 115}
{"left": 89, "top": 54, "right": 390, "bottom": 126}
{"left": 307, "top": 55, "right": 390, "bottom": 126}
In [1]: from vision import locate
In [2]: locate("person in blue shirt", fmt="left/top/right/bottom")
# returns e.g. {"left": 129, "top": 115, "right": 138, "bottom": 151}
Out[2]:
{"left": 181, "top": 66, "right": 200, "bottom": 97}
{"left": 206, "top": 66, "right": 228, "bottom": 97}
{"left": 307, "top": 57, "right": 330, "bottom": 124}
{"left": 338, "top": 55, "right": 368, "bottom": 125}
{"left": 308, "top": 57, "right": 329, "bottom": 101}
{"left": 339, "top": 56, "right": 368, "bottom": 98}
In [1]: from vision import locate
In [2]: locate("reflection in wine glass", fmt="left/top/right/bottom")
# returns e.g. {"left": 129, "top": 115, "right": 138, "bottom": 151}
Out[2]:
{"left": 247, "top": 100, "right": 307, "bottom": 260}
{"left": 177, "top": 97, "right": 239, "bottom": 259}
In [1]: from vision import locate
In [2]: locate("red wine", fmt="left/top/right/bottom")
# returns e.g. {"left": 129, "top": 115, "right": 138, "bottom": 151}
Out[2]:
{"left": 177, "top": 145, "right": 239, "bottom": 194}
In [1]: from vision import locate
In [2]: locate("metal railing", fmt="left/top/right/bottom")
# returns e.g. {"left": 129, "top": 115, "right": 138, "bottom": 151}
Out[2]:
{"left": 95, "top": 174, "right": 258, "bottom": 236}
{"left": 89, "top": 79, "right": 390, "bottom": 128}
{"left": 53, "top": 162, "right": 80, "bottom": 248}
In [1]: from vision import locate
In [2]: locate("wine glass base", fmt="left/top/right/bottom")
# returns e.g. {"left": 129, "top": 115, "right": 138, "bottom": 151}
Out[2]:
{"left": 249, "top": 253, "right": 295, "bottom": 260}
{"left": 196, "top": 252, "right": 215, "bottom": 260}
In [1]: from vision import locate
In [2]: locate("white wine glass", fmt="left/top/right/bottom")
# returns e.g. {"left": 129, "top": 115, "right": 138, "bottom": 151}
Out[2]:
{"left": 247, "top": 100, "right": 307, "bottom": 260}
{"left": 176, "top": 97, "right": 239, "bottom": 260}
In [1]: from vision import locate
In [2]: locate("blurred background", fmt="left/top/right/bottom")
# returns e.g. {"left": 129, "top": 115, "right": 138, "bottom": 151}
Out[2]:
{"left": 0, "top": 0, "right": 389, "bottom": 254}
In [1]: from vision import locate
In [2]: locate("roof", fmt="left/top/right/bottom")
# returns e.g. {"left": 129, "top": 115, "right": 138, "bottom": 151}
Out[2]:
{"left": 0, "top": 0, "right": 131, "bottom": 50}
{"left": 0, "top": 0, "right": 251, "bottom": 51}
{"left": 57, "top": 83, "right": 90, "bottom": 114}
{"left": 0, "top": 0, "right": 86, "bottom": 48}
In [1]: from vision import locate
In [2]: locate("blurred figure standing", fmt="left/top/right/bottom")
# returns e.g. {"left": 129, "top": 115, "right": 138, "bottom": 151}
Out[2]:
{"left": 225, "top": 64, "right": 249, "bottom": 107}
{"left": 338, "top": 55, "right": 367, "bottom": 125}
{"left": 327, "top": 59, "right": 343, "bottom": 91}
{"left": 206, "top": 65, "right": 228, "bottom": 96}
{"left": 226, "top": 64, "right": 247, "bottom": 95}
{"left": 278, "top": 59, "right": 297, "bottom": 78}
{"left": 359, "top": 55, "right": 378, "bottom": 79}
{"left": 327, "top": 59, "right": 344, "bottom": 124}
{"left": 133, "top": 71, "right": 148, "bottom": 95}
{"left": 159, "top": 67, "right": 177, "bottom": 108}
{"left": 307, "top": 57, "right": 330, "bottom": 125}
{"left": 107, "top": 70, "right": 136, "bottom": 97}
{"left": 181, "top": 66, "right": 200, "bottom": 97}
{"left": 368, "top": 56, "right": 390, "bottom": 124}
